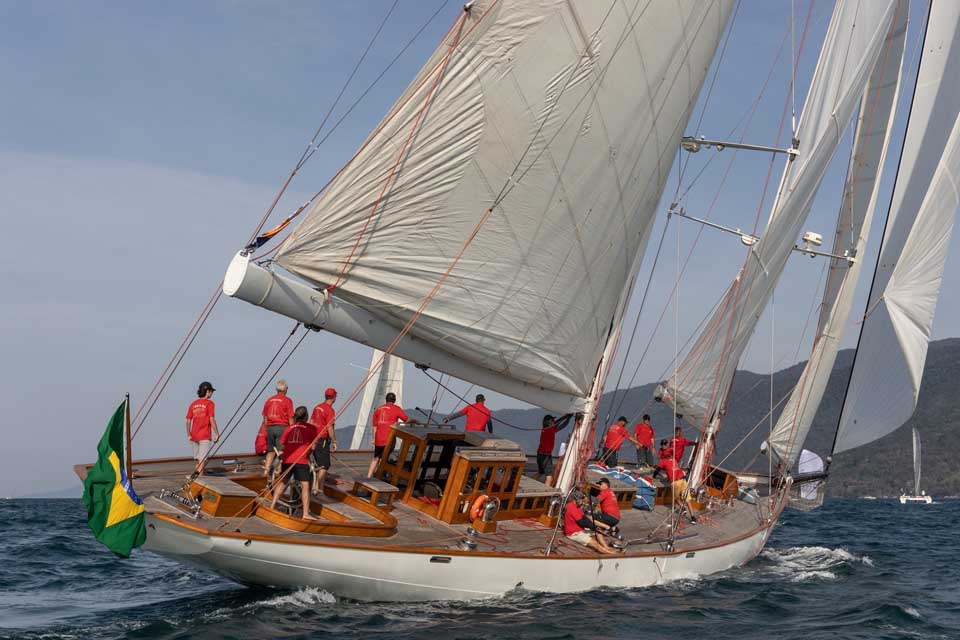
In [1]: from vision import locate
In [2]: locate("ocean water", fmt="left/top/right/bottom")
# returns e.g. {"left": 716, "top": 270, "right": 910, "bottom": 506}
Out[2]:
{"left": 1, "top": 498, "right": 958, "bottom": 639}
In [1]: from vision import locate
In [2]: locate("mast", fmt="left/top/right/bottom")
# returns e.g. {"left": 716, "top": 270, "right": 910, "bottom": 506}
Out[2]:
{"left": 351, "top": 351, "right": 404, "bottom": 449}
{"left": 913, "top": 428, "right": 921, "bottom": 495}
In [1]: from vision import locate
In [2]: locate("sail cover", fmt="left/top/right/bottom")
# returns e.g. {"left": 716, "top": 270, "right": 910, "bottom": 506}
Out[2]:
{"left": 835, "top": 1, "right": 960, "bottom": 454}
{"left": 768, "top": 2, "right": 907, "bottom": 467}
{"left": 657, "top": 0, "right": 899, "bottom": 427}
{"left": 274, "top": 0, "right": 734, "bottom": 404}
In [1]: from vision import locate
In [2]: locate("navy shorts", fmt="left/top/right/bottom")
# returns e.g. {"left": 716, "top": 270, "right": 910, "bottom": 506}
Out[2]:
{"left": 313, "top": 438, "right": 331, "bottom": 470}
{"left": 266, "top": 425, "right": 286, "bottom": 452}
{"left": 282, "top": 463, "right": 311, "bottom": 483}
{"left": 374, "top": 445, "right": 386, "bottom": 459}
{"left": 537, "top": 453, "right": 554, "bottom": 475}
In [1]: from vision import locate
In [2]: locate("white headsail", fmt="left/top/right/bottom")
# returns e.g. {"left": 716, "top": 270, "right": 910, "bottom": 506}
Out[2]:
{"left": 767, "top": 2, "right": 907, "bottom": 467}
{"left": 657, "top": 0, "right": 899, "bottom": 430}
{"left": 835, "top": 1, "right": 960, "bottom": 453}
{"left": 226, "top": 0, "right": 734, "bottom": 413}
{"left": 351, "top": 351, "right": 404, "bottom": 449}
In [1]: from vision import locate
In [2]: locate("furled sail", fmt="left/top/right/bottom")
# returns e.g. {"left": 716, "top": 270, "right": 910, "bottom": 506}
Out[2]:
{"left": 657, "top": 0, "right": 899, "bottom": 427}
{"left": 913, "top": 428, "right": 922, "bottom": 496}
{"left": 261, "top": 0, "right": 733, "bottom": 410}
{"left": 835, "top": 1, "right": 960, "bottom": 453}
{"left": 767, "top": 2, "right": 907, "bottom": 467}
{"left": 350, "top": 351, "right": 404, "bottom": 450}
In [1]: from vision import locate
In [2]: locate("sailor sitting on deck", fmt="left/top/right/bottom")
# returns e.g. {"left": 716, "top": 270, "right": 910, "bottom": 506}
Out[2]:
{"left": 592, "top": 478, "right": 621, "bottom": 531}
{"left": 655, "top": 444, "right": 694, "bottom": 515}
{"left": 368, "top": 392, "right": 420, "bottom": 477}
{"left": 564, "top": 490, "right": 616, "bottom": 554}
{"left": 270, "top": 406, "right": 318, "bottom": 520}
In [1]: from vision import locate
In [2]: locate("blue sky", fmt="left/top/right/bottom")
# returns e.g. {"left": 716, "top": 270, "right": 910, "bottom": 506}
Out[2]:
{"left": 2, "top": 1, "right": 955, "bottom": 496}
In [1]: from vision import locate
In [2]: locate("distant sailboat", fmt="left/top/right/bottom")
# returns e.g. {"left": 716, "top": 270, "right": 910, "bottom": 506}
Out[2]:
{"left": 900, "top": 428, "right": 933, "bottom": 504}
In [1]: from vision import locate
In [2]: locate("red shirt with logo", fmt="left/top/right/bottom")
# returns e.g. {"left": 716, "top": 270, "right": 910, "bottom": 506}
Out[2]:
{"left": 658, "top": 456, "right": 686, "bottom": 482}
{"left": 311, "top": 402, "right": 336, "bottom": 438}
{"left": 633, "top": 421, "right": 654, "bottom": 448}
{"left": 281, "top": 421, "right": 318, "bottom": 465}
{"left": 461, "top": 403, "right": 491, "bottom": 432}
{"left": 602, "top": 423, "right": 629, "bottom": 450}
{"left": 372, "top": 402, "right": 409, "bottom": 446}
{"left": 186, "top": 398, "right": 215, "bottom": 441}
{"left": 538, "top": 425, "right": 559, "bottom": 454}
{"left": 262, "top": 393, "right": 294, "bottom": 426}
{"left": 598, "top": 487, "right": 620, "bottom": 518}
{"left": 668, "top": 435, "right": 695, "bottom": 461}
{"left": 563, "top": 501, "right": 587, "bottom": 536}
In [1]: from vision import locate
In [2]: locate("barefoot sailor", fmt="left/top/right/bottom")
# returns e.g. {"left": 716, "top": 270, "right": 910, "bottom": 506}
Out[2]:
{"left": 270, "top": 406, "right": 317, "bottom": 519}
{"left": 310, "top": 388, "right": 338, "bottom": 493}
{"left": 185, "top": 381, "right": 219, "bottom": 475}
{"left": 261, "top": 379, "right": 294, "bottom": 477}
{"left": 367, "top": 392, "right": 419, "bottom": 477}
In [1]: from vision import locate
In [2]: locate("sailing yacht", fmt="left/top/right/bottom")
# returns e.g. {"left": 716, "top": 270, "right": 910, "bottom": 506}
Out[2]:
{"left": 74, "top": 0, "right": 960, "bottom": 601}
{"left": 900, "top": 428, "right": 933, "bottom": 504}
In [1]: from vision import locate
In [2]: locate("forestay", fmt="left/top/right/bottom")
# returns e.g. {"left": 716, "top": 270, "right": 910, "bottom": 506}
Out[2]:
{"left": 273, "top": 0, "right": 733, "bottom": 407}
{"left": 657, "top": 0, "right": 899, "bottom": 427}
{"left": 835, "top": 2, "right": 960, "bottom": 453}
{"left": 768, "top": 2, "right": 907, "bottom": 467}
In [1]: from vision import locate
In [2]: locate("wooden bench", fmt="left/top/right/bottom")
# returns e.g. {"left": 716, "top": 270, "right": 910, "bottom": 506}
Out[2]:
{"left": 351, "top": 478, "right": 400, "bottom": 511}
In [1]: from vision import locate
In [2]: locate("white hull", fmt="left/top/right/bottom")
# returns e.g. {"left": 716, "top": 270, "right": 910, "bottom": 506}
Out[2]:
{"left": 143, "top": 514, "right": 775, "bottom": 601}
{"left": 899, "top": 494, "right": 933, "bottom": 504}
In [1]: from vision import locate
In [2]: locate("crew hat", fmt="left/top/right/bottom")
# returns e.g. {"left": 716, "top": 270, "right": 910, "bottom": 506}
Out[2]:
{"left": 325, "top": 387, "right": 338, "bottom": 398}
{"left": 199, "top": 381, "right": 215, "bottom": 393}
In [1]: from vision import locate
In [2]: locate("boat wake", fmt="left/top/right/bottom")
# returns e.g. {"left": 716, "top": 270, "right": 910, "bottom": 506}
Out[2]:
{"left": 254, "top": 586, "right": 337, "bottom": 608}
{"left": 760, "top": 545, "right": 873, "bottom": 582}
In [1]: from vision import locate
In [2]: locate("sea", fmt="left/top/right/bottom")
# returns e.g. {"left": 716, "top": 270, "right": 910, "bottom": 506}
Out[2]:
{"left": 1, "top": 498, "right": 958, "bottom": 640}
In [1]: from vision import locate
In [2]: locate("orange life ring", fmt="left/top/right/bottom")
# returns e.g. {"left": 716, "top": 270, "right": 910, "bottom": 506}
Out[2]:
{"left": 470, "top": 494, "right": 488, "bottom": 521}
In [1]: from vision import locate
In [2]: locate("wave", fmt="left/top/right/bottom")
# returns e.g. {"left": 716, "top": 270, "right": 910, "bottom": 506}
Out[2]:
{"left": 758, "top": 545, "right": 873, "bottom": 583}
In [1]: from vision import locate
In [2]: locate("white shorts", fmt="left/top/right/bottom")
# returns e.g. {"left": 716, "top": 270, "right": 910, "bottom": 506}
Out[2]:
{"left": 567, "top": 530, "right": 593, "bottom": 546}
{"left": 191, "top": 439, "right": 212, "bottom": 461}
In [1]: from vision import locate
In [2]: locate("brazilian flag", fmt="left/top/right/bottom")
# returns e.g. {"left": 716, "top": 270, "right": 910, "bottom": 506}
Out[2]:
{"left": 82, "top": 400, "right": 146, "bottom": 557}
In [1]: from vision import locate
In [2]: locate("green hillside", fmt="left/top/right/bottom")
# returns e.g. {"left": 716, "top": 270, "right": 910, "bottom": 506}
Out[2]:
{"left": 488, "top": 337, "right": 960, "bottom": 498}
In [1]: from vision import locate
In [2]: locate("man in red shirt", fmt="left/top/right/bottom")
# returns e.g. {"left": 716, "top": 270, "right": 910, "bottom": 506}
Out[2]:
{"left": 270, "top": 406, "right": 318, "bottom": 520}
{"left": 655, "top": 449, "right": 691, "bottom": 511}
{"left": 563, "top": 491, "right": 615, "bottom": 554}
{"left": 185, "top": 381, "right": 219, "bottom": 475}
{"left": 535, "top": 413, "right": 574, "bottom": 486}
{"left": 261, "top": 379, "right": 294, "bottom": 478}
{"left": 443, "top": 394, "right": 492, "bottom": 433}
{"left": 367, "top": 392, "right": 420, "bottom": 477}
{"left": 597, "top": 417, "right": 640, "bottom": 467}
{"left": 668, "top": 421, "right": 697, "bottom": 464}
{"left": 634, "top": 414, "right": 656, "bottom": 468}
{"left": 310, "top": 388, "right": 338, "bottom": 494}
{"left": 593, "top": 478, "right": 621, "bottom": 528}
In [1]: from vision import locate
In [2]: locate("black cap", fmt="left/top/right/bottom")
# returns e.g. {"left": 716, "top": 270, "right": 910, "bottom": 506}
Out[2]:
{"left": 199, "top": 381, "right": 215, "bottom": 395}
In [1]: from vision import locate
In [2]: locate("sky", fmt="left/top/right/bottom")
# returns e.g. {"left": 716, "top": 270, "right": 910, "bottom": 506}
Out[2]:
{"left": 2, "top": 1, "right": 957, "bottom": 496}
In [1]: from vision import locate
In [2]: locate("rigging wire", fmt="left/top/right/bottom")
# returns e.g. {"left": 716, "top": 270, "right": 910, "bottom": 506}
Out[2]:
{"left": 417, "top": 368, "right": 540, "bottom": 431}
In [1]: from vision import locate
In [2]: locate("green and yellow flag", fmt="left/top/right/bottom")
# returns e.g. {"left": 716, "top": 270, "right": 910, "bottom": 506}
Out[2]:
{"left": 82, "top": 400, "right": 146, "bottom": 557}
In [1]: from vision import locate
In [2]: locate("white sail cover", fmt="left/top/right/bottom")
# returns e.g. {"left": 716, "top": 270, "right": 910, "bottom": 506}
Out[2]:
{"left": 912, "top": 428, "right": 922, "bottom": 495}
{"left": 350, "top": 351, "right": 404, "bottom": 449}
{"left": 836, "top": 1, "right": 960, "bottom": 453}
{"left": 658, "top": 0, "right": 898, "bottom": 427}
{"left": 768, "top": 3, "right": 907, "bottom": 466}
{"left": 274, "top": 0, "right": 733, "bottom": 406}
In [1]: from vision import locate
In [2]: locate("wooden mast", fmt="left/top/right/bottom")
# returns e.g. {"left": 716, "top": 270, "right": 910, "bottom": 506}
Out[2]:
{"left": 124, "top": 392, "right": 133, "bottom": 481}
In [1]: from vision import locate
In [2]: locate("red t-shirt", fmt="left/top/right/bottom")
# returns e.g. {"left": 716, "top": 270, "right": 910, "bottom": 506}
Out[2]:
{"left": 563, "top": 501, "right": 587, "bottom": 536}
{"left": 311, "top": 402, "right": 336, "bottom": 438}
{"left": 461, "top": 403, "right": 491, "bottom": 432}
{"left": 186, "top": 398, "right": 215, "bottom": 441}
{"left": 668, "top": 435, "right": 694, "bottom": 461}
{"left": 538, "top": 425, "right": 559, "bottom": 454}
{"left": 598, "top": 487, "right": 620, "bottom": 518}
{"left": 634, "top": 421, "right": 654, "bottom": 449}
{"left": 658, "top": 456, "right": 686, "bottom": 482}
{"left": 262, "top": 393, "right": 294, "bottom": 426}
{"left": 372, "top": 402, "right": 409, "bottom": 446}
{"left": 603, "top": 423, "right": 629, "bottom": 450}
{"left": 281, "top": 421, "right": 318, "bottom": 465}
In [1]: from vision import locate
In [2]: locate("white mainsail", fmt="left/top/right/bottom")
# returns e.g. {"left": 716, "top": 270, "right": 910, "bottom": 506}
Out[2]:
{"left": 351, "top": 351, "right": 404, "bottom": 449}
{"left": 767, "top": 2, "right": 907, "bottom": 467}
{"left": 835, "top": 1, "right": 960, "bottom": 454}
{"left": 913, "top": 427, "right": 922, "bottom": 496}
{"left": 657, "top": 0, "right": 899, "bottom": 429}
{"left": 237, "top": 0, "right": 735, "bottom": 413}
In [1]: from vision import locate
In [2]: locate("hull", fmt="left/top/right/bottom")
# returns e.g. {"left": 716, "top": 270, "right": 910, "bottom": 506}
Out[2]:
{"left": 143, "top": 512, "right": 775, "bottom": 601}
{"left": 899, "top": 494, "right": 933, "bottom": 504}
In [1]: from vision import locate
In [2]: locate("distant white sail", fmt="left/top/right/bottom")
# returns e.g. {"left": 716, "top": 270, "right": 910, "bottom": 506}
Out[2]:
{"left": 835, "top": 2, "right": 960, "bottom": 453}
{"left": 913, "top": 428, "right": 922, "bottom": 496}
{"left": 264, "top": 0, "right": 733, "bottom": 410}
{"left": 768, "top": 3, "right": 907, "bottom": 467}
{"left": 797, "top": 449, "right": 825, "bottom": 501}
{"left": 351, "top": 351, "right": 404, "bottom": 449}
{"left": 659, "top": 0, "right": 899, "bottom": 428}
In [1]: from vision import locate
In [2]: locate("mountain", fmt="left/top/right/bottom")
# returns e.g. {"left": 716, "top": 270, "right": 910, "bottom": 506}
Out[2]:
{"left": 487, "top": 337, "right": 960, "bottom": 498}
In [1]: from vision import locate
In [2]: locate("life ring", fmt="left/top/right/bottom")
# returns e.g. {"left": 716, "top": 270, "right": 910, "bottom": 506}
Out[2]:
{"left": 469, "top": 494, "right": 488, "bottom": 521}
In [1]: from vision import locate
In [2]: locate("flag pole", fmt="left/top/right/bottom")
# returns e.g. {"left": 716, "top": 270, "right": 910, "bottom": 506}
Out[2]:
{"left": 124, "top": 392, "right": 133, "bottom": 481}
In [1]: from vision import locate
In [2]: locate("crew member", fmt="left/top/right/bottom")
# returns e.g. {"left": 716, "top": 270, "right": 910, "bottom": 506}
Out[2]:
{"left": 270, "top": 406, "right": 318, "bottom": 520}
{"left": 563, "top": 491, "right": 616, "bottom": 554}
{"left": 597, "top": 416, "right": 640, "bottom": 467}
{"left": 261, "top": 379, "right": 294, "bottom": 477}
{"left": 593, "top": 478, "right": 621, "bottom": 529}
{"left": 185, "top": 381, "right": 219, "bottom": 475}
{"left": 443, "top": 394, "right": 492, "bottom": 433}
{"left": 668, "top": 419, "right": 698, "bottom": 464}
{"left": 310, "top": 388, "right": 338, "bottom": 493}
{"left": 655, "top": 449, "right": 691, "bottom": 511}
{"left": 368, "top": 392, "right": 419, "bottom": 477}
{"left": 657, "top": 438, "right": 672, "bottom": 461}
{"left": 536, "top": 413, "right": 574, "bottom": 486}
{"left": 634, "top": 414, "right": 656, "bottom": 469}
